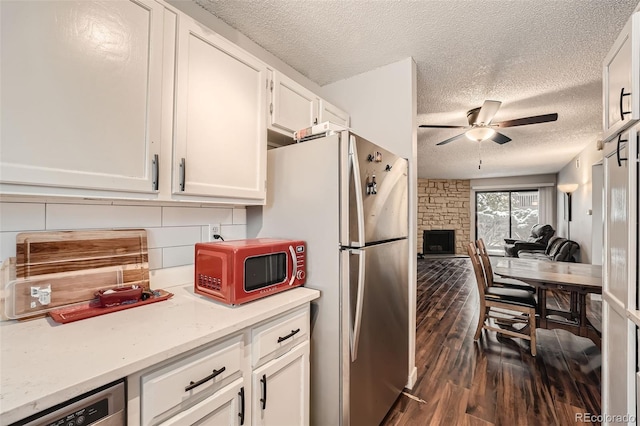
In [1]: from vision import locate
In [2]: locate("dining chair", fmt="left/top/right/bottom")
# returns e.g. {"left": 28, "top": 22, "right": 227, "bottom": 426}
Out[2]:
{"left": 467, "top": 242, "right": 538, "bottom": 356}
{"left": 476, "top": 239, "right": 535, "bottom": 293}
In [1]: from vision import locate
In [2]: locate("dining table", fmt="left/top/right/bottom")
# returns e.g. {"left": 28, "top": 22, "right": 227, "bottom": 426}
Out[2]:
{"left": 493, "top": 258, "right": 602, "bottom": 347}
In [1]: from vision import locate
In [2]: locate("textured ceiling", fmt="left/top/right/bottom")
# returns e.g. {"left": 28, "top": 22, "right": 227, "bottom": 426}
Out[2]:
{"left": 195, "top": 0, "right": 638, "bottom": 179}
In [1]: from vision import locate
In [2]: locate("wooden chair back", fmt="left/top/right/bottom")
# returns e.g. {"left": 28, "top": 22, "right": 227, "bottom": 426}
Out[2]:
{"left": 476, "top": 239, "right": 496, "bottom": 286}
{"left": 467, "top": 242, "right": 488, "bottom": 295}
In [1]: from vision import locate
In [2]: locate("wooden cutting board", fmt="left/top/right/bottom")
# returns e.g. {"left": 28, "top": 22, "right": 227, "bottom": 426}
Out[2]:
{"left": 5, "top": 229, "right": 149, "bottom": 319}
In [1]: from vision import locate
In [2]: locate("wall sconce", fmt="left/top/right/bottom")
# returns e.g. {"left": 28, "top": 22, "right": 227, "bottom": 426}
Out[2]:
{"left": 558, "top": 183, "right": 578, "bottom": 240}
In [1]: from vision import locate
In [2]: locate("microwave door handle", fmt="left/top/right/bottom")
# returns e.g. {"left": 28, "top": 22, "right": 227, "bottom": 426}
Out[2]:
{"left": 289, "top": 245, "right": 297, "bottom": 285}
{"left": 350, "top": 135, "right": 365, "bottom": 246}
{"left": 350, "top": 249, "right": 366, "bottom": 362}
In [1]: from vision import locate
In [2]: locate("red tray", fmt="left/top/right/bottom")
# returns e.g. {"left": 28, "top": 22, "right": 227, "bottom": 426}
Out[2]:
{"left": 49, "top": 290, "right": 173, "bottom": 324}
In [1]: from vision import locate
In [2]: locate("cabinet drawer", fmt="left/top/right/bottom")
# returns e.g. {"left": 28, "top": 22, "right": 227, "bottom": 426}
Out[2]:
{"left": 252, "top": 307, "right": 309, "bottom": 366}
{"left": 159, "top": 378, "right": 244, "bottom": 426}
{"left": 141, "top": 335, "right": 244, "bottom": 425}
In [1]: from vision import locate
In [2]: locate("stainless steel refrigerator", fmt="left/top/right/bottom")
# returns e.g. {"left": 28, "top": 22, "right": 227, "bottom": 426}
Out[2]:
{"left": 249, "top": 130, "right": 409, "bottom": 425}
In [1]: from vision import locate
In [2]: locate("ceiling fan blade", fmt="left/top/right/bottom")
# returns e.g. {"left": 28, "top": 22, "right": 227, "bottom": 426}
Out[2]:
{"left": 475, "top": 100, "right": 502, "bottom": 125}
{"left": 490, "top": 132, "right": 511, "bottom": 144}
{"left": 419, "top": 124, "right": 467, "bottom": 129}
{"left": 495, "top": 113, "right": 558, "bottom": 128}
{"left": 436, "top": 133, "right": 466, "bottom": 146}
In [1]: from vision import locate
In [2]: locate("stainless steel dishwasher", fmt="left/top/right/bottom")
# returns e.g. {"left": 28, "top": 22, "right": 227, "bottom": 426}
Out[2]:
{"left": 9, "top": 379, "right": 125, "bottom": 426}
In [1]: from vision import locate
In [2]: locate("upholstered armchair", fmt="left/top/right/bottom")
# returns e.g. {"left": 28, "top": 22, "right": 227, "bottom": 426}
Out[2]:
{"left": 504, "top": 224, "right": 555, "bottom": 257}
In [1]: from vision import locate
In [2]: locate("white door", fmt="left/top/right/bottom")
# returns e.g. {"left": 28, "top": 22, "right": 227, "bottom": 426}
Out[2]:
{"left": 0, "top": 0, "right": 163, "bottom": 194}
{"left": 319, "top": 99, "right": 350, "bottom": 127}
{"left": 602, "top": 129, "right": 636, "bottom": 424}
{"left": 160, "top": 379, "right": 245, "bottom": 426}
{"left": 269, "top": 71, "right": 318, "bottom": 135}
{"left": 173, "top": 16, "right": 267, "bottom": 201}
{"left": 252, "top": 342, "right": 309, "bottom": 426}
{"left": 603, "top": 13, "right": 640, "bottom": 141}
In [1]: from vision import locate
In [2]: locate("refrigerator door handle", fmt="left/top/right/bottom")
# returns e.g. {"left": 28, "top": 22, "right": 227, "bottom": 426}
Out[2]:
{"left": 351, "top": 249, "right": 366, "bottom": 362}
{"left": 350, "top": 135, "right": 365, "bottom": 246}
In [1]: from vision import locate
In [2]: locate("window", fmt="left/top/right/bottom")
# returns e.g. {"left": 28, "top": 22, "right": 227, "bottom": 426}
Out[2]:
{"left": 476, "top": 190, "right": 540, "bottom": 254}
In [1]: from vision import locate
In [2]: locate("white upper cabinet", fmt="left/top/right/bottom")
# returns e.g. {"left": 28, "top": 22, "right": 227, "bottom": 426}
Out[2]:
{"left": 0, "top": 0, "right": 163, "bottom": 195}
{"left": 173, "top": 16, "right": 267, "bottom": 202}
{"left": 319, "top": 99, "right": 350, "bottom": 127}
{"left": 268, "top": 70, "right": 350, "bottom": 138}
{"left": 603, "top": 129, "right": 631, "bottom": 308}
{"left": 603, "top": 12, "right": 640, "bottom": 142}
{"left": 269, "top": 70, "right": 319, "bottom": 135}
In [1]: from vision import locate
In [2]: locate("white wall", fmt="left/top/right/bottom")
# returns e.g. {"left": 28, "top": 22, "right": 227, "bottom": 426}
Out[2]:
{"left": 322, "top": 57, "right": 419, "bottom": 388}
{"left": 556, "top": 141, "right": 603, "bottom": 264}
{"left": 0, "top": 199, "right": 247, "bottom": 270}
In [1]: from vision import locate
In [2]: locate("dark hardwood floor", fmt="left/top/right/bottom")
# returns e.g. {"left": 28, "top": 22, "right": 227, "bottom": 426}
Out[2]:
{"left": 382, "top": 257, "right": 602, "bottom": 426}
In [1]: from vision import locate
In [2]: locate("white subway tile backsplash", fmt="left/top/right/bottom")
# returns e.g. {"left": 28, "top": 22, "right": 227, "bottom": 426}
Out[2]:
{"left": 46, "top": 204, "right": 162, "bottom": 229}
{"left": 0, "top": 231, "right": 19, "bottom": 261}
{"left": 162, "top": 206, "right": 233, "bottom": 227}
{"left": 220, "top": 224, "right": 247, "bottom": 241}
{"left": 163, "top": 246, "right": 195, "bottom": 268}
{"left": 0, "top": 201, "right": 246, "bottom": 271}
{"left": 146, "top": 226, "right": 202, "bottom": 249}
{"left": 232, "top": 208, "right": 247, "bottom": 225}
{"left": 148, "top": 248, "right": 163, "bottom": 270}
{"left": 150, "top": 264, "right": 193, "bottom": 289}
{"left": 0, "top": 203, "right": 45, "bottom": 232}
{"left": 201, "top": 225, "right": 211, "bottom": 243}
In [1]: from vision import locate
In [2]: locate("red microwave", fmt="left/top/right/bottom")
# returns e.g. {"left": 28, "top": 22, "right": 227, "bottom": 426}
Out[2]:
{"left": 194, "top": 238, "right": 306, "bottom": 305}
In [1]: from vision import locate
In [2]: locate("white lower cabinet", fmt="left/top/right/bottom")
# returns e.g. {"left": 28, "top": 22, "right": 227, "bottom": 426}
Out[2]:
{"left": 160, "top": 379, "right": 245, "bottom": 426}
{"left": 128, "top": 305, "right": 310, "bottom": 426}
{"left": 251, "top": 341, "right": 309, "bottom": 426}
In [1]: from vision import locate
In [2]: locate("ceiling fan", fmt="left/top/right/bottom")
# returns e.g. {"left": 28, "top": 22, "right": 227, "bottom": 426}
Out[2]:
{"left": 419, "top": 100, "right": 558, "bottom": 146}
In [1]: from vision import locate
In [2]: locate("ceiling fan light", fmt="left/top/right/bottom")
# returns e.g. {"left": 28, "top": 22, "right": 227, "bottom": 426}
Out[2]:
{"left": 465, "top": 127, "right": 495, "bottom": 142}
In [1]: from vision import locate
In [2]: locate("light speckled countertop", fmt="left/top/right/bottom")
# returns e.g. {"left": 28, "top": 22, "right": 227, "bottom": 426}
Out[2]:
{"left": 0, "top": 284, "right": 320, "bottom": 424}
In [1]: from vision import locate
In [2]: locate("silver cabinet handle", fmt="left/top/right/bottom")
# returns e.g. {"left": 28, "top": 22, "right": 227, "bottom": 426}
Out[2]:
{"left": 152, "top": 154, "right": 159, "bottom": 191}
{"left": 179, "top": 158, "right": 186, "bottom": 191}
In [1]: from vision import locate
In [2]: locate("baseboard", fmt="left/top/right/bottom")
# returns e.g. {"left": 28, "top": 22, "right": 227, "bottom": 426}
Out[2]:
{"left": 405, "top": 366, "right": 418, "bottom": 390}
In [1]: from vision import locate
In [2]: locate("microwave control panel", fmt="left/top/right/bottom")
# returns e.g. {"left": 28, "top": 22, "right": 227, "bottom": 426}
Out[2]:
{"left": 295, "top": 245, "right": 306, "bottom": 280}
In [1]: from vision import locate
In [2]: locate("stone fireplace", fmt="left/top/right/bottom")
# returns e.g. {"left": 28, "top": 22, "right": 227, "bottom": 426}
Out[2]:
{"left": 418, "top": 179, "right": 471, "bottom": 255}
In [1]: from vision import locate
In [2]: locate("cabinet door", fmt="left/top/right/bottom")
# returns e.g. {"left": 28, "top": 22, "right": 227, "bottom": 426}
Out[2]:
{"left": 252, "top": 341, "right": 309, "bottom": 426}
{"left": 270, "top": 71, "right": 318, "bottom": 135}
{"left": 602, "top": 128, "right": 637, "bottom": 423}
{"left": 603, "top": 131, "right": 630, "bottom": 307}
{"left": 602, "top": 302, "right": 636, "bottom": 423}
{"left": 174, "top": 17, "right": 267, "bottom": 201}
{"left": 603, "top": 13, "right": 640, "bottom": 141}
{"left": 0, "top": 0, "right": 163, "bottom": 194}
{"left": 160, "top": 379, "right": 246, "bottom": 426}
{"left": 319, "top": 99, "right": 350, "bottom": 127}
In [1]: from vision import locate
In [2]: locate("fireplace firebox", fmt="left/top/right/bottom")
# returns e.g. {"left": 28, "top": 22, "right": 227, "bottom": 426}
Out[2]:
{"left": 423, "top": 230, "right": 456, "bottom": 255}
